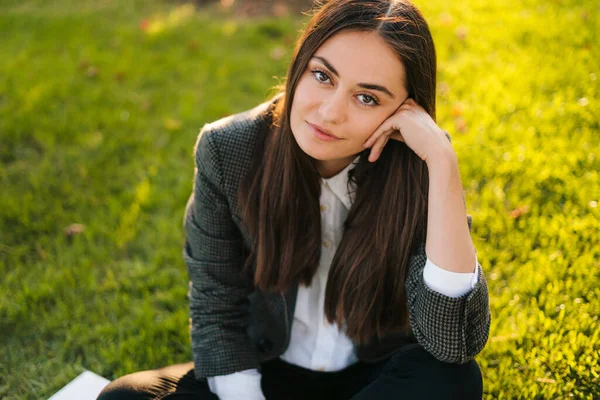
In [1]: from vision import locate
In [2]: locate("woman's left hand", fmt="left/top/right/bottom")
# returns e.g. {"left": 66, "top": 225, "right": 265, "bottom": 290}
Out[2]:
{"left": 362, "top": 98, "right": 455, "bottom": 165}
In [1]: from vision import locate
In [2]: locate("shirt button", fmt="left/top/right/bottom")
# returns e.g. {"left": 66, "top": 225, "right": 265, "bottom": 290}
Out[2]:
{"left": 320, "top": 204, "right": 328, "bottom": 212}
{"left": 323, "top": 240, "right": 331, "bottom": 249}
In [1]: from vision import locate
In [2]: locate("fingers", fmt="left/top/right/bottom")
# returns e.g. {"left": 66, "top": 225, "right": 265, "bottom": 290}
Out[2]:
{"left": 368, "top": 134, "right": 390, "bottom": 162}
{"left": 362, "top": 101, "right": 414, "bottom": 148}
{"left": 363, "top": 125, "right": 394, "bottom": 149}
{"left": 362, "top": 99, "right": 416, "bottom": 160}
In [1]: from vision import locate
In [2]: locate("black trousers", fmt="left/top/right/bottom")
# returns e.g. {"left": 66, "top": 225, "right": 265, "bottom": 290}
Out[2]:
{"left": 97, "top": 344, "right": 483, "bottom": 400}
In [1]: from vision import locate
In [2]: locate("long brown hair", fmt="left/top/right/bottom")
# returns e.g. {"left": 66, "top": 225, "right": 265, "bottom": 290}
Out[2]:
{"left": 239, "top": 0, "right": 437, "bottom": 345}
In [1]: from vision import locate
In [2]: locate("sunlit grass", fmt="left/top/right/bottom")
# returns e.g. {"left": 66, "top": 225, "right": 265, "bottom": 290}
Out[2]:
{"left": 0, "top": 0, "right": 598, "bottom": 398}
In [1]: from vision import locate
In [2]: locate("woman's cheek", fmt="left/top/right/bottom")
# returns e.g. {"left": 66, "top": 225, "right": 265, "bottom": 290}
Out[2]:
{"left": 353, "top": 122, "right": 377, "bottom": 146}
{"left": 361, "top": 112, "right": 391, "bottom": 141}
{"left": 292, "top": 83, "right": 312, "bottom": 121}
{"left": 297, "top": 72, "right": 315, "bottom": 93}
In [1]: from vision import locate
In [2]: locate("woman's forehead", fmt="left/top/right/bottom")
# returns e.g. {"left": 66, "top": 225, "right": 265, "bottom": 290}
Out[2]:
{"left": 312, "top": 30, "right": 406, "bottom": 93}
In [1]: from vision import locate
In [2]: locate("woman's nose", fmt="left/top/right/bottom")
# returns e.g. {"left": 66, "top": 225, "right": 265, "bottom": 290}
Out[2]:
{"left": 318, "top": 91, "right": 346, "bottom": 125}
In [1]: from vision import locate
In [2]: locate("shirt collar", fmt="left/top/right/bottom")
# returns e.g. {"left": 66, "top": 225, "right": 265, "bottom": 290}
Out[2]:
{"left": 321, "top": 155, "right": 361, "bottom": 210}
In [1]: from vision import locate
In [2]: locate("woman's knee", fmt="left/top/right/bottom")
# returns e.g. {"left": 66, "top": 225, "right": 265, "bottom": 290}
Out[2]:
{"left": 383, "top": 345, "right": 483, "bottom": 399}
{"left": 96, "top": 363, "right": 208, "bottom": 400}
{"left": 96, "top": 371, "right": 157, "bottom": 400}
{"left": 442, "top": 358, "right": 483, "bottom": 399}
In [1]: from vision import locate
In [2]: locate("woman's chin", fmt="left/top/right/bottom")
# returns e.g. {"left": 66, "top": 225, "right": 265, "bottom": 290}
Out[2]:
{"left": 298, "top": 143, "right": 335, "bottom": 161}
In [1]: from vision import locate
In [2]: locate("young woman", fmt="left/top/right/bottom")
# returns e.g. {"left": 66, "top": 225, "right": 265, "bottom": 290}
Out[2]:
{"left": 98, "top": 0, "right": 491, "bottom": 399}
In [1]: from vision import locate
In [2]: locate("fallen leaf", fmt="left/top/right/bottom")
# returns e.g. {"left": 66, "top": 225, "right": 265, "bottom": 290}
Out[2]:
{"left": 536, "top": 378, "right": 556, "bottom": 384}
{"left": 455, "top": 25, "right": 468, "bottom": 41}
{"left": 454, "top": 117, "right": 468, "bottom": 133}
{"left": 139, "top": 19, "right": 150, "bottom": 32}
{"left": 451, "top": 102, "right": 464, "bottom": 117}
{"left": 509, "top": 205, "right": 530, "bottom": 218}
{"left": 65, "top": 223, "right": 85, "bottom": 238}
{"left": 86, "top": 66, "right": 99, "bottom": 78}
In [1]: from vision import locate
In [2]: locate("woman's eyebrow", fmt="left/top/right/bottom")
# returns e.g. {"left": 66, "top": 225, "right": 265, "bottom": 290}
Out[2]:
{"left": 311, "top": 56, "right": 396, "bottom": 99}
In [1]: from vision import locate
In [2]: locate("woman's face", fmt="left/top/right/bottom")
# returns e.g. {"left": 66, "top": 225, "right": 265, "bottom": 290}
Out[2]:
{"left": 290, "top": 30, "right": 409, "bottom": 177}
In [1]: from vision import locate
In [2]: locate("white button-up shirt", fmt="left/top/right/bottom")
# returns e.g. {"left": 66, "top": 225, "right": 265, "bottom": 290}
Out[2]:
{"left": 208, "top": 156, "right": 479, "bottom": 400}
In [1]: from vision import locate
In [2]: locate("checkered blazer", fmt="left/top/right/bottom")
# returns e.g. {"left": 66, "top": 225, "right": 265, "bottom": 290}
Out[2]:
{"left": 183, "top": 96, "right": 491, "bottom": 379}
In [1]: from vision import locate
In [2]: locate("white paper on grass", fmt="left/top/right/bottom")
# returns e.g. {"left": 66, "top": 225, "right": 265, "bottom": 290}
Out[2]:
{"left": 48, "top": 371, "right": 111, "bottom": 400}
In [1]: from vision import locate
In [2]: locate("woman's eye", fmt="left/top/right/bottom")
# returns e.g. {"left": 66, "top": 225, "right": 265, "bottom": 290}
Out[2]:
{"left": 357, "top": 94, "right": 378, "bottom": 106}
{"left": 312, "top": 70, "right": 331, "bottom": 84}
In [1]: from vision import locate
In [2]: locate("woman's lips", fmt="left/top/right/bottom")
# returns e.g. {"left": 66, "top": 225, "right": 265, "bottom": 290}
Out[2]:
{"left": 307, "top": 122, "right": 341, "bottom": 141}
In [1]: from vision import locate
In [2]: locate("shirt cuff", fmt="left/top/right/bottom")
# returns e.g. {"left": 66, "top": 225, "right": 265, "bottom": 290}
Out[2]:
{"left": 423, "top": 256, "right": 479, "bottom": 298}
{"left": 207, "top": 369, "right": 265, "bottom": 400}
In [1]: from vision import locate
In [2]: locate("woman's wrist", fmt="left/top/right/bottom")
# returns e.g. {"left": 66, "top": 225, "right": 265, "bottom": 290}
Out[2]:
{"left": 425, "top": 147, "right": 458, "bottom": 172}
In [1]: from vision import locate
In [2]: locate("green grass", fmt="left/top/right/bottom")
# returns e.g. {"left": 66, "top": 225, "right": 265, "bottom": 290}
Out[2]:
{"left": 0, "top": 0, "right": 598, "bottom": 398}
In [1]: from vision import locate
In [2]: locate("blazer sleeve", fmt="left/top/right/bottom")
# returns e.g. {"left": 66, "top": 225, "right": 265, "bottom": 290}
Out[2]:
{"left": 405, "top": 215, "right": 491, "bottom": 364}
{"left": 183, "top": 125, "right": 258, "bottom": 378}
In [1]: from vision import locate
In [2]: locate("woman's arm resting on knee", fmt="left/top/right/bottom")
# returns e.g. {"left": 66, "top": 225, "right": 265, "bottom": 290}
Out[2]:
{"left": 406, "top": 135, "right": 491, "bottom": 364}
{"left": 406, "top": 215, "right": 491, "bottom": 364}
